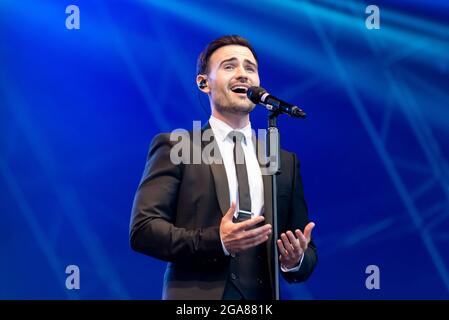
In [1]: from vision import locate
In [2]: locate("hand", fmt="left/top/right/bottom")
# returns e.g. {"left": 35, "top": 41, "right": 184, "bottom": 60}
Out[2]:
{"left": 220, "top": 202, "right": 272, "bottom": 254}
{"left": 277, "top": 222, "right": 315, "bottom": 270}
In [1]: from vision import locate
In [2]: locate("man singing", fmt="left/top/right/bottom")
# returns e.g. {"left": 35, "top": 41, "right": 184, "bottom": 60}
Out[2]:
{"left": 130, "top": 35, "right": 317, "bottom": 300}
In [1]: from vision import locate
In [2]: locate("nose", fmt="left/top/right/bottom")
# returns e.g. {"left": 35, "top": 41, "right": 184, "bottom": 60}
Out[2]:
{"left": 234, "top": 65, "right": 249, "bottom": 82}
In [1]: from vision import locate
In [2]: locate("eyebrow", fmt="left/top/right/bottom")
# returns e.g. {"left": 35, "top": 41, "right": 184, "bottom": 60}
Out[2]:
{"left": 219, "top": 57, "right": 258, "bottom": 69}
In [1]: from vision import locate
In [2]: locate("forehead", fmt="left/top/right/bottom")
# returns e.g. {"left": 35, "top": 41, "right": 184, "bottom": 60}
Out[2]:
{"left": 208, "top": 45, "right": 257, "bottom": 67}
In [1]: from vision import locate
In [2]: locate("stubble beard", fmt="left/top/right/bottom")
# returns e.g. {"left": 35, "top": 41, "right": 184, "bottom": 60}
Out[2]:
{"left": 213, "top": 94, "right": 256, "bottom": 116}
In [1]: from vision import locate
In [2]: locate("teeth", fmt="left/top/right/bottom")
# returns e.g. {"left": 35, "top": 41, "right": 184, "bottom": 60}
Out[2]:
{"left": 231, "top": 86, "right": 248, "bottom": 93}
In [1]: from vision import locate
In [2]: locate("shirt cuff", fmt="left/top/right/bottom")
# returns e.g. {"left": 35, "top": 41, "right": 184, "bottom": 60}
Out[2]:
{"left": 220, "top": 235, "right": 230, "bottom": 256}
{"left": 280, "top": 253, "right": 304, "bottom": 272}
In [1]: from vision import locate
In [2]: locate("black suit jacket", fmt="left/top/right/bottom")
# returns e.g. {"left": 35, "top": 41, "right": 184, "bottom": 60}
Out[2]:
{"left": 130, "top": 123, "right": 317, "bottom": 299}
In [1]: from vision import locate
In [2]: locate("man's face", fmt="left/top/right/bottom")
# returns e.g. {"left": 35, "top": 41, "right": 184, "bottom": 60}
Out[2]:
{"left": 205, "top": 45, "right": 260, "bottom": 115}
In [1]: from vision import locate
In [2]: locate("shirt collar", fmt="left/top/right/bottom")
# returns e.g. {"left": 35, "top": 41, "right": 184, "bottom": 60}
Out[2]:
{"left": 209, "top": 115, "right": 252, "bottom": 144}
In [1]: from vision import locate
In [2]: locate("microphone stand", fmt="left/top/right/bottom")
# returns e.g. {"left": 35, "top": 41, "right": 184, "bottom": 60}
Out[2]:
{"left": 258, "top": 96, "right": 306, "bottom": 300}
{"left": 266, "top": 107, "right": 282, "bottom": 300}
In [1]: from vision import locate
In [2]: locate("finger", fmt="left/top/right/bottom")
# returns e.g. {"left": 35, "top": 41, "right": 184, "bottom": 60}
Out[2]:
{"left": 280, "top": 233, "right": 294, "bottom": 255}
{"left": 224, "top": 202, "right": 236, "bottom": 220}
{"left": 234, "top": 215, "right": 265, "bottom": 231}
{"left": 286, "top": 231, "right": 301, "bottom": 251}
{"left": 241, "top": 232, "right": 269, "bottom": 247}
{"left": 277, "top": 239, "right": 288, "bottom": 256}
{"left": 295, "top": 229, "right": 307, "bottom": 249}
{"left": 239, "top": 233, "right": 270, "bottom": 250}
{"left": 303, "top": 222, "right": 315, "bottom": 241}
{"left": 238, "top": 224, "right": 271, "bottom": 241}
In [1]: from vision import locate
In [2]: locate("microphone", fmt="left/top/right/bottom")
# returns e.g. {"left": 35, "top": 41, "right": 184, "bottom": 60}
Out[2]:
{"left": 247, "top": 86, "right": 306, "bottom": 119}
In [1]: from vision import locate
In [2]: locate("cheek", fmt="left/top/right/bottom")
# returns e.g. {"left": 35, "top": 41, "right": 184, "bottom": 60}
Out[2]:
{"left": 211, "top": 82, "right": 226, "bottom": 96}
{"left": 210, "top": 81, "right": 227, "bottom": 99}
{"left": 251, "top": 74, "right": 260, "bottom": 86}
{"left": 213, "top": 80, "right": 230, "bottom": 95}
{"left": 215, "top": 71, "right": 233, "bottom": 86}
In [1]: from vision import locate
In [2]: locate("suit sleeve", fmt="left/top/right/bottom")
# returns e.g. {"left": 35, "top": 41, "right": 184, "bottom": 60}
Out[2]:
{"left": 281, "top": 152, "right": 318, "bottom": 283}
{"left": 129, "top": 133, "right": 224, "bottom": 263}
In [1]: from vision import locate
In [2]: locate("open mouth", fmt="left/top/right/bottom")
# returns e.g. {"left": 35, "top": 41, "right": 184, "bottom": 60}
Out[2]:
{"left": 230, "top": 86, "right": 248, "bottom": 94}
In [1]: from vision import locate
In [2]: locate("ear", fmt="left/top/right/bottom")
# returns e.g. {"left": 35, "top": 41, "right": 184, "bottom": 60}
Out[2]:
{"left": 196, "top": 74, "right": 210, "bottom": 93}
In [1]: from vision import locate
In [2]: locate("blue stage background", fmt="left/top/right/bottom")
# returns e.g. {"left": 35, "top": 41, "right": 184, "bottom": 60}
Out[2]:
{"left": 1, "top": 0, "right": 448, "bottom": 299}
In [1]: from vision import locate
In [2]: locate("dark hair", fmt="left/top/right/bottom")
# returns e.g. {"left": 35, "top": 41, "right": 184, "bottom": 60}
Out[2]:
{"left": 196, "top": 35, "right": 258, "bottom": 75}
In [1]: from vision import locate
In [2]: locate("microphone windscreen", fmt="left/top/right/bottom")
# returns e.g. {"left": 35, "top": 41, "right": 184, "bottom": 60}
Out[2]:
{"left": 247, "top": 86, "right": 267, "bottom": 104}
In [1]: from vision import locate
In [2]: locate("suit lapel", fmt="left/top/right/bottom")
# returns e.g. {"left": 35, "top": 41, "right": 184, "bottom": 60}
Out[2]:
{"left": 202, "top": 122, "right": 230, "bottom": 216}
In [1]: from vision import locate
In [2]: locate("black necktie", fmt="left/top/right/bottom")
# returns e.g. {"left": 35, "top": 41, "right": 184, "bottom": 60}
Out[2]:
{"left": 229, "top": 131, "right": 252, "bottom": 212}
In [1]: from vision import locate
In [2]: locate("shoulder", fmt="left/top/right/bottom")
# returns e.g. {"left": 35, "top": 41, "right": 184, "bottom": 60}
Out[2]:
{"left": 149, "top": 130, "right": 193, "bottom": 149}
{"left": 147, "top": 129, "right": 202, "bottom": 165}
{"left": 149, "top": 124, "right": 212, "bottom": 149}
{"left": 280, "top": 148, "right": 300, "bottom": 166}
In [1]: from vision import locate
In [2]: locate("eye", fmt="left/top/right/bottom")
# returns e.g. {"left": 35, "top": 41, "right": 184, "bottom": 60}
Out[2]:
{"left": 224, "top": 64, "right": 235, "bottom": 70}
{"left": 246, "top": 66, "right": 256, "bottom": 72}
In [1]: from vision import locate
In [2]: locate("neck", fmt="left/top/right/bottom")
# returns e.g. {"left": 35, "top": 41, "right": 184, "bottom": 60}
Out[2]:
{"left": 211, "top": 109, "right": 249, "bottom": 129}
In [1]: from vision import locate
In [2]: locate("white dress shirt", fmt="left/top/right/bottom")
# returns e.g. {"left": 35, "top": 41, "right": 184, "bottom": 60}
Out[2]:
{"left": 209, "top": 116, "right": 264, "bottom": 217}
{"left": 209, "top": 116, "right": 303, "bottom": 272}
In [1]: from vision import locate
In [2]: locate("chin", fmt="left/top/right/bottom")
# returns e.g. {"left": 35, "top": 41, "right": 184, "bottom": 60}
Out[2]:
{"left": 214, "top": 98, "right": 255, "bottom": 114}
{"left": 230, "top": 104, "right": 255, "bottom": 114}
{"left": 231, "top": 98, "right": 254, "bottom": 110}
